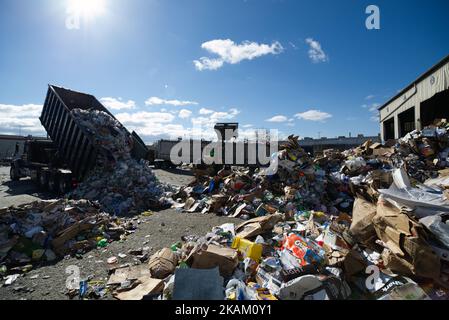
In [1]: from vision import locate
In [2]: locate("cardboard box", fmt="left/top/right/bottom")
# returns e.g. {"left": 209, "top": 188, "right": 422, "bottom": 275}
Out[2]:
{"left": 148, "top": 248, "right": 178, "bottom": 279}
{"left": 190, "top": 244, "right": 238, "bottom": 277}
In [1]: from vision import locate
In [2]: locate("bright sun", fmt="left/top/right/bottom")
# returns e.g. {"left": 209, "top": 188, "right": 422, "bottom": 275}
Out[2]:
{"left": 68, "top": 0, "right": 106, "bottom": 18}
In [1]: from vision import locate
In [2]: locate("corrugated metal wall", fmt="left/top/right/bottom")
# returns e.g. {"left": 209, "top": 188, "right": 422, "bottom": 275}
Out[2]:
{"left": 380, "top": 61, "right": 449, "bottom": 140}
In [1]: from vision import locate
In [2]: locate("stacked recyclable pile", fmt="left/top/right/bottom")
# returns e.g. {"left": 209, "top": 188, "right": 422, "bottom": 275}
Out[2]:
{"left": 391, "top": 121, "right": 449, "bottom": 183}
{"left": 171, "top": 135, "right": 351, "bottom": 218}
{"left": 69, "top": 109, "right": 173, "bottom": 216}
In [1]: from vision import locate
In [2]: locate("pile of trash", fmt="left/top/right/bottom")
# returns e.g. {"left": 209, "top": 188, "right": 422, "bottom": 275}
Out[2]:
{"left": 171, "top": 135, "right": 351, "bottom": 218}
{"left": 103, "top": 167, "right": 449, "bottom": 300}
{"left": 0, "top": 199, "right": 138, "bottom": 270}
{"left": 69, "top": 109, "right": 174, "bottom": 215}
{"left": 170, "top": 121, "right": 449, "bottom": 220}
{"left": 71, "top": 109, "right": 134, "bottom": 164}
{"left": 348, "top": 119, "right": 449, "bottom": 184}
{"left": 100, "top": 123, "right": 449, "bottom": 300}
{"left": 70, "top": 159, "right": 173, "bottom": 216}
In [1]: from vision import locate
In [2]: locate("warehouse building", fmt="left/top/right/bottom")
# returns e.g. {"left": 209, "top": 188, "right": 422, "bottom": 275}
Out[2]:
{"left": 378, "top": 54, "right": 449, "bottom": 141}
{"left": 298, "top": 134, "right": 381, "bottom": 154}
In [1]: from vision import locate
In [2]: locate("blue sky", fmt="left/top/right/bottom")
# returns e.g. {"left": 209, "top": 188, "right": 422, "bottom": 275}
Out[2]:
{"left": 1, "top": 0, "right": 448, "bottom": 142}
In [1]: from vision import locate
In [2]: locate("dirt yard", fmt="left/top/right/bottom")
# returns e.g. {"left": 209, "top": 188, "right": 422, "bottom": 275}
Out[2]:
{"left": 0, "top": 166, "right": 240, "bottom": 300}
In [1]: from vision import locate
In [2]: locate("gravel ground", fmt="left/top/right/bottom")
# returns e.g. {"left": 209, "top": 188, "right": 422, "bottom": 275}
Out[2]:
{"left": 0, "top": 165, "right": 239, "bottom": 300}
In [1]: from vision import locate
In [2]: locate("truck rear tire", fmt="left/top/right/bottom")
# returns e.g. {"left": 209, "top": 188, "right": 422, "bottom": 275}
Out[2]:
{"left": 10, "top": 166, "right": 20, "bottom": 181}
{"left": 58, "top": 176, "right": 71, "bottom": 194}
{"left": 48, "top": 173, "right": 59, "bottom": 193}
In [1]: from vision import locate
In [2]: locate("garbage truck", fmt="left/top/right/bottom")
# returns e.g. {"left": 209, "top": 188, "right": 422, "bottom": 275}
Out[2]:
{"left": 10, "top": 85, "right": 150, "bottom": 194}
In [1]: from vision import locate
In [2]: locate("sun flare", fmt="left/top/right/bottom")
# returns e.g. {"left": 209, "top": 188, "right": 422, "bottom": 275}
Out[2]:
{"left": 68, "top": 0, "right": 106, "bottom": 18}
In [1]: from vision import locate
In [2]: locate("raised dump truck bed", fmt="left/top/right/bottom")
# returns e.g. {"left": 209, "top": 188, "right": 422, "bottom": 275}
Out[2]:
{"left": 39, "top": 85, "right": 149, "bottom": 180}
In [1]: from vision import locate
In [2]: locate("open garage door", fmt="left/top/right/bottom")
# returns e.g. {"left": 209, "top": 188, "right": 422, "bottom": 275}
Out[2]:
{"left": 420, "top": 89, "right": 449, "bottom": 127}
{"left": 383, "top": 117, "right": 395, "bottom": 140}
{"left": 398, "top": 107, "right": 415, "bottom": 137}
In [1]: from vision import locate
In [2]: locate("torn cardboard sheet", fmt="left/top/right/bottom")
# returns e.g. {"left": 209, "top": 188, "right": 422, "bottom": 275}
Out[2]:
{"left": 373, "top": 198, "right": 440, "bottom": 279}
{"left": 114, "top": 278, "right": 164, "bottom": 300}
{"left": 350, "top": 197, "right": 379, "bottom": 246}
{"left": 235, "top": 214, "right": 283, "bottom": 239}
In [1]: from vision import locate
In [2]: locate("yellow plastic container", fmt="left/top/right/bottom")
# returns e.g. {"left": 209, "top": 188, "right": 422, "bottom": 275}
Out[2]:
{"left": 231, "top": 237, "right": 263, "bottom": 262}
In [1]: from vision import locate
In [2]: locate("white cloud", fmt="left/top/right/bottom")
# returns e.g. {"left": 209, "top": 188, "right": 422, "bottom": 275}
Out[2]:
{"left": 266, "top": 115, "right": 288, "bottom": 123}
{"left": 305, "top": 38, "right": 328, "bottom": 63}
{"left": 194, "top": 39, "right": 284, "bottom": 71}
{"left": 194, "top": 58, "right": 224, "bottom": 71}
{"left": 114, "top": 107, "right": 241, "bottom": 141}
{"left": 0, "top": 103, "right": 45, "bottom": 136}
{"left": 295, "top": 110, "right": 332, "bottom": 122}
{"left": 0, "top": 103, "right": 42, "bottom": 117}
{"left": 178, "top": 109, "right": 192, "bottom": 119}
{"left": 365, "top": 102, "right": 380, "bottom": 122}
{"left": 145, "top": 97, "right": 198, "bottom": 107}
{"left": 199, "top": 108, "right": 214, "bottom": 115}
{"left": 114, "top": 111, "right": 191, "bottom": 140}
{"left": 100, "top": 97, "right": 136, "bottom": 110}
{"left": 115, "top": 111, "right": 175, "bottom": 125}
{"left": 365, "top": 94, "right": 375, "bottom": 100}
{"left": 369, "top": 103, "right": 380, "bottom": 112}
{"left": 193, "top": 108, "right": 240, "bottom": 124}
{"left": 242, "top": 124, "right": 254, "bottom": 128}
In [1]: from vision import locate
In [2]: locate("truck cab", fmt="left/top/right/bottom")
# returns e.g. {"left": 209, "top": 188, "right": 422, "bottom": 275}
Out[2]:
{"left": 10, "top": 139, "right": 76, "bottom": 194}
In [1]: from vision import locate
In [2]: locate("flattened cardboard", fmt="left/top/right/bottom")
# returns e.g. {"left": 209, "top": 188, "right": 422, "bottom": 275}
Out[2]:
{"left": 235, "top": 213, "right": 283, "bottom": 239}
{"left": 115, "top": 278, "right": 164, "bottom": 300}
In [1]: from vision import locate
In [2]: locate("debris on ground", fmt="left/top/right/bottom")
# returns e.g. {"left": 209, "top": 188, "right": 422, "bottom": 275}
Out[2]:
{"left": 4, "top": 120, "right": 449, "bottom": 300}
{"left": 0, "top": 199, "right": 137, "bottom": 269}
{"left": 105, "top": 121, "right": 449, "bottom": 300}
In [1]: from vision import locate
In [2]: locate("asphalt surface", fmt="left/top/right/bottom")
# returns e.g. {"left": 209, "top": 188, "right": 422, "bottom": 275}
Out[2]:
{"left": 0, "top": 165, "right": 239, "bottom": 300}
{"left": 0, "top": 166, "right": 53, "bottom": 208}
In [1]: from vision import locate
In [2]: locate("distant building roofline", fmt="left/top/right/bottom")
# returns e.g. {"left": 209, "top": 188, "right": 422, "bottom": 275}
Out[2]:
{"left": 0, "top": 134, "right": 48, "bottom": 141}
